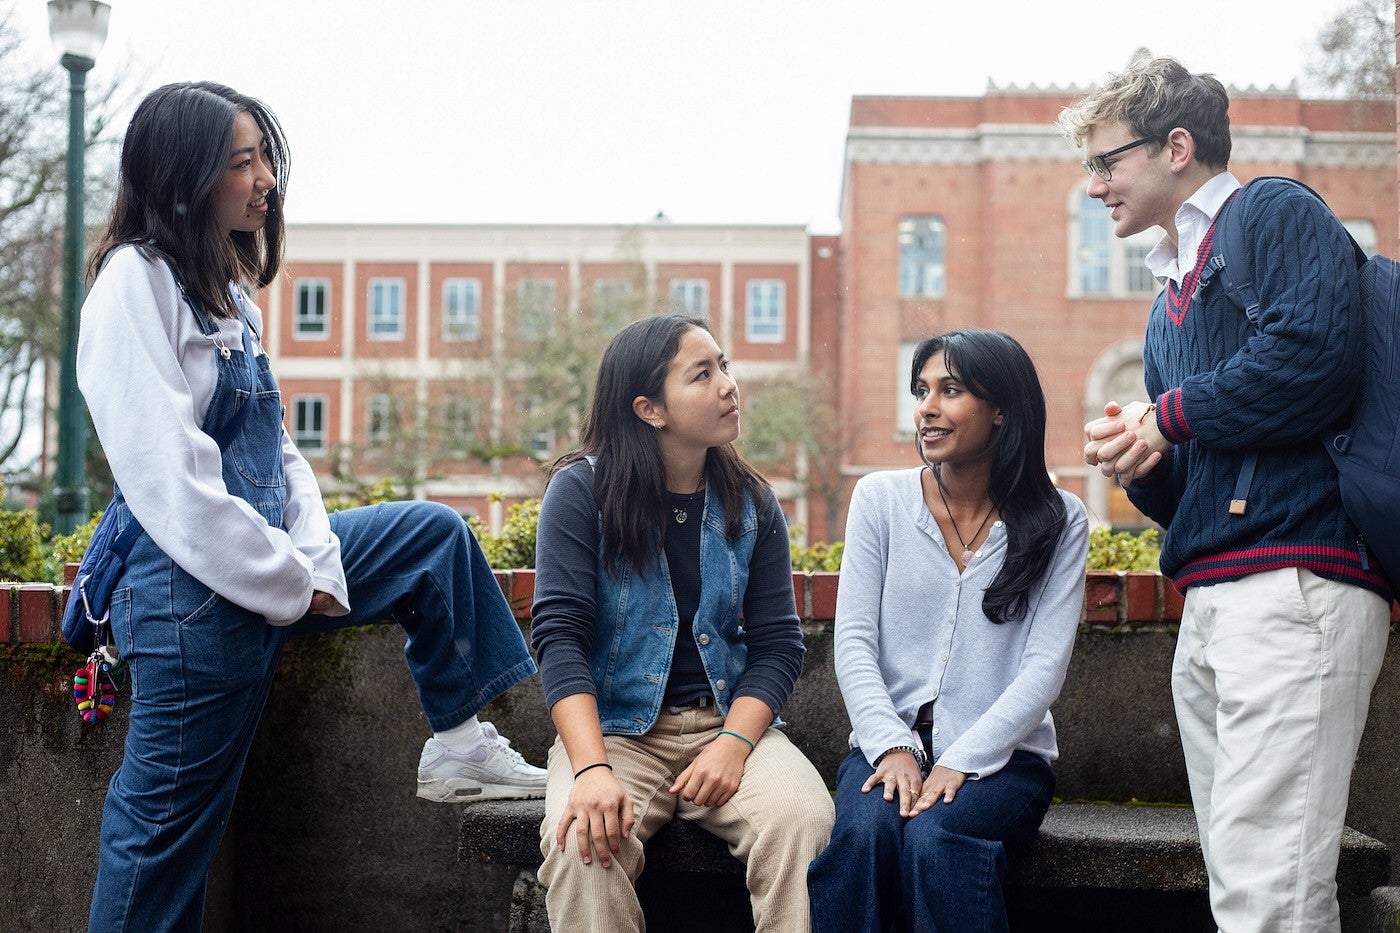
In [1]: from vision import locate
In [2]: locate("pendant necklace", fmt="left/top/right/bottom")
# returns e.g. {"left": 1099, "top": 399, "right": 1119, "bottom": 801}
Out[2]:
{"left": 672, "top": 476, "right": 705, "bottom": 524}
{"left": 935, "top": 475, "right": 995, "bottom": 567}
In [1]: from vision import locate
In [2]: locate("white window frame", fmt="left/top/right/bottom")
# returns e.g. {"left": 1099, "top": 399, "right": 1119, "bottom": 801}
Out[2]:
{"left": 669, "top": 278, "right": 710, "bottom": 319}
{"left": 895, "top": 342, "right": 918, "bottom": 434}
{"left": 898, "top": 215, "right": 946, "bottom": 298}
{"left": 368, "top": 277, "right": 406, "bottom": 340}
{"left": 293, "top": 278, "right": 329, "bottom": 340}
{"left": 441, "top": 396, "right": 476, "bottom": 452}
{"left": 517, "top": 278, "right": 556, "bottom": 339}
{"left": 442, "top": 277, "right": 481, "bottom": 341}
{"left": 594, "top": 278, "right": 633, "bottom": 335}
{"left": 745, "top": 280, "right": 784, "bottom": 343}
{"left": 1069, "top": 186, "right": 1161, "bottom": 298}
{"left": 293, "top": 395, "right": 327, "bottom": 452}
{"left": 366, "top": 393, "right": 395, "bottom": 444}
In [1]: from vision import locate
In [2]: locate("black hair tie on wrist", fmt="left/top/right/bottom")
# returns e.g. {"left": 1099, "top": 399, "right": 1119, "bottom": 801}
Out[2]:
{"left": 574, "top": 762, "right": 613, "bottom": 779}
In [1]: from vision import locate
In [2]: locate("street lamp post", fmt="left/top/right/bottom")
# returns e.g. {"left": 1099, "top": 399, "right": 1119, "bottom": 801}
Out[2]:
{"left": 47, "top": 0, "right": 110, "bottom": 534}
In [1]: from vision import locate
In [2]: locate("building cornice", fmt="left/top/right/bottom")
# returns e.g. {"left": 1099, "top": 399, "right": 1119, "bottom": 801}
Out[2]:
{"left": 845, "top": 124, "right": 1395, "bottom": 169}
{"left": 282, "top": 223, "right": 811, "bottom": 263}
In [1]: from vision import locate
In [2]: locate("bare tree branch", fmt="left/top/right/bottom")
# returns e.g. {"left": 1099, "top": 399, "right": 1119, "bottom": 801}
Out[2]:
{"left": 1303, "top": 0, "right": 1396, "bottom": 99}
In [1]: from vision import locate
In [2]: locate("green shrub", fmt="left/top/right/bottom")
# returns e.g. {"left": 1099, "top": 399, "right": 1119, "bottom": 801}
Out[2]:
{"left": 1085, "top": 526, "right": 1161, "bottom": 572}
{"left": 43, "top": 512, "right": 102, "bottom": 583}
{"left": 0, "top": 509, "right": 49, "bottom": 582}
{"left": 792, "top": 539, "right": 844, "bottom": 572}
{"left": 323, "top": 477, "right": 405, "bottom": 513}
{"left": 469, "top": 498, "right": 539, "bottom": 570}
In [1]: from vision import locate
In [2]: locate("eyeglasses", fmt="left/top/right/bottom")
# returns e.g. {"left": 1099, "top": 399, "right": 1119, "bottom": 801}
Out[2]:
{"left": 1081, "top": 137, "right": 1162, "bottom": 181}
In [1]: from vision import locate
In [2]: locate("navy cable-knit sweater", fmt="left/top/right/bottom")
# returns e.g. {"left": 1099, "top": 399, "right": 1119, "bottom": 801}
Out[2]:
{"left": 1127, "top": 177, "right": 1391, "bottom": 599}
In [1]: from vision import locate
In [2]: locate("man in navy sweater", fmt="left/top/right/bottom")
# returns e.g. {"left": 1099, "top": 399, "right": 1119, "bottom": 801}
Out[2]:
{"left": 1059, "top": 54, "right": 1391, "bottom": 932}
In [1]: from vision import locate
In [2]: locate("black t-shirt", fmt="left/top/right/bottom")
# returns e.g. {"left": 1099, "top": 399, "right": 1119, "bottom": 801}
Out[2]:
{"left": 662, "top": 488, "right": 710, "bottom": 707}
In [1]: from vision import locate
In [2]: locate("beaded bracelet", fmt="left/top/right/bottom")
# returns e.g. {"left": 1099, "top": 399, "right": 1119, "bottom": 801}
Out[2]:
{"left": 573, "top": 761, "right": 613, "bottom": 779}
{"left": 875, "top": 745, "right": 927, "bottom": 769}
{"left": 718, "top": 729, "right": 756, "bottom": 752}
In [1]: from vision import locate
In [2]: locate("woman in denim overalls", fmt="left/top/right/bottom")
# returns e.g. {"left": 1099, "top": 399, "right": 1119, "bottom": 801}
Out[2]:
{"left": 77, "top": 82, "right": 546, "bottom": 932}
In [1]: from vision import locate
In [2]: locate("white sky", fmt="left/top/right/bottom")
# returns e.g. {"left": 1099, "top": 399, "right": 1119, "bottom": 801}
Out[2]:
{"left": 14, "top": 0, "right": 1366, "bottom": 230}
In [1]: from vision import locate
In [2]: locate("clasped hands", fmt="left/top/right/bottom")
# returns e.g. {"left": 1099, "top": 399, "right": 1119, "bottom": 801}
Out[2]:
{"left": 1084, "top": 400, "right": 1167, "bottom": 482}
{"left": 863, "top": 751, "right": 966, "bottom": 818}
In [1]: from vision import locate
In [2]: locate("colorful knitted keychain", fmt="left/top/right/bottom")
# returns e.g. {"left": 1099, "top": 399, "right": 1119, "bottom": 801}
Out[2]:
{"left": 73, "top": 643, "right": 121, "bottom": 724}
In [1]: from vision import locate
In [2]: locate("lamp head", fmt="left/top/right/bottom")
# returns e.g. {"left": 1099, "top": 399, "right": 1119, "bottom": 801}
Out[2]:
{"left": 47, "top": 0, "right": 111, "bottom": 63}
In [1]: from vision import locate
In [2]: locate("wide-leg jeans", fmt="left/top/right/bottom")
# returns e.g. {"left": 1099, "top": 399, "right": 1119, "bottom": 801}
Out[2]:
{"left": 88, "top": 500, "right": 536, "bottom": 932}
{"left": 808, "top": 748, "right": 1054, "bottom": 933}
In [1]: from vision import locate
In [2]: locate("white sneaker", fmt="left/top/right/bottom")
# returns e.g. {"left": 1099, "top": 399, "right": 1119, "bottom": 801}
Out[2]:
{"left": 416, "top": 721, "right": 547, "bottom": 803}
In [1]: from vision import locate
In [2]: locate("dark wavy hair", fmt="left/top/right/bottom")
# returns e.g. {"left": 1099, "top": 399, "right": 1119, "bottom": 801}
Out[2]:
{"left": 910, "top": 329, "right": 1066, "bottom": 623}
{"left": 552, "top": 314, "right": 770, "bottom": 575}
{"left": 89, "top": 81, "right": 289, "bottom": 317}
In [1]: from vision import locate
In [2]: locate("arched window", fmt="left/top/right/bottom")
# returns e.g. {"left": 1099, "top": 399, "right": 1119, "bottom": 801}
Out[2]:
{"left": 1069, "top": 187, "right": 1160, "bottom": 298}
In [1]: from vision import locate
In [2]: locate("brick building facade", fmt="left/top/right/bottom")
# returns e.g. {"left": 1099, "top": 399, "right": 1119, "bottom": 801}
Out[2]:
{"left": 838, "top": 87, "right": 1397, "bottom": 531}
{"left": 258, "top": 223, "right": 832, "bottom": 533}
{"left": 261, "top": 86, "right": 1396, "bottom": 541}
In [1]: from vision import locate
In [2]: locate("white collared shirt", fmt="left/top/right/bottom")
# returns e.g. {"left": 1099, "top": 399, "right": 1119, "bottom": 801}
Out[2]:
{"left": 1144, "top": 171, "right": 1242, "bottom": 286}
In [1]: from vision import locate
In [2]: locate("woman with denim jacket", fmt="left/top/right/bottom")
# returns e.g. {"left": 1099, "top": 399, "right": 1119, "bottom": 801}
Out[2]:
{"left": 807, "top": 330, "right": 1088, "bottom": 932}
{"left": 531, "top": 314, "right": 833, "bottom": 931}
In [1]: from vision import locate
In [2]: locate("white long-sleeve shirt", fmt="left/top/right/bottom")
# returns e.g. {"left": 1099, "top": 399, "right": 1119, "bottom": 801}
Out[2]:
{"left": 834, "top": 468, "right": 1088, "bottom": 779}
{"left": 77, "top": 245, "right": 348, "bottom": 625}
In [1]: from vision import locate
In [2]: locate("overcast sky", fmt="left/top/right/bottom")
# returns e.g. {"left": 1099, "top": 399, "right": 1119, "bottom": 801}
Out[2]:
{"left": 14, "top": 0, "right": 1365, "bottom": 230}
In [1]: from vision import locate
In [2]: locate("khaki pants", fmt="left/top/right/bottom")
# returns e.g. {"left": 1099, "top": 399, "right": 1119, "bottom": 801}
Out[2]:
{"left": 538, "top": 706, "right": 834, "bottom": 932}
{"left": 1173, "top": 567, "right": 1389, "bottom": 932}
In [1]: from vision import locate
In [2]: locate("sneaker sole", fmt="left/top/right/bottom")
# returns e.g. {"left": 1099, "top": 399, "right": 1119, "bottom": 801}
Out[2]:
{"left": 416, "top": 780, "right": 546, "bottom": 804}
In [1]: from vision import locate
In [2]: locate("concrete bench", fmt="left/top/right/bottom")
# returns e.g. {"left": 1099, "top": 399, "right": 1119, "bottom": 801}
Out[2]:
{"left": 458, "top": 799, "right": 1391, "bottom": 932}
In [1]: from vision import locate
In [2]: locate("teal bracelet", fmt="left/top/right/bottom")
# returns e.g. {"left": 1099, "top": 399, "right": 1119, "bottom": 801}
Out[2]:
{"left": 718, "top": 728, "right": 756, "bottom": 752}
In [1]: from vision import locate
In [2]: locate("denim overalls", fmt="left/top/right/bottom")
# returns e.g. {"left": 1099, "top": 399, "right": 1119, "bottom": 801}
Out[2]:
{"left": 88, "top": 287, "right": 536, "bottom": 932}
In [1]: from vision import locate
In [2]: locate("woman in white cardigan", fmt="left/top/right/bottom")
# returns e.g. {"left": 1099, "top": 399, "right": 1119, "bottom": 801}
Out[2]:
{"left": 808, "top": 329, "right": 1089, "bottom": 932}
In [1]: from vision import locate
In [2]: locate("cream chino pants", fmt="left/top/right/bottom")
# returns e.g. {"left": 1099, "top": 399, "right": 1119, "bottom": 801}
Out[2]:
{"left": 1173, "top": 567, "right": 1389, "bottom": 933}
{"left": 538, "top": 706, "right": 834, "bottom": 932}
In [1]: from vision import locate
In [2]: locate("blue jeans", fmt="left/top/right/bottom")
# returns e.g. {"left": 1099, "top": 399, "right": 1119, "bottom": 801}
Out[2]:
{"left": 808, "top": 748, "right": 1054, "bottom": 933}
{"left": 88, "top": 500, "right": 536, "bottom": 932}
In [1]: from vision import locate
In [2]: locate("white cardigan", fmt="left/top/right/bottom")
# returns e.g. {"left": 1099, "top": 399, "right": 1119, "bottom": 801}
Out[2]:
{"left": 76, "top": 246, "right": 348, "bottom": 625}
{"left": 834, "top": 468, "right": 1088, "bottom": 779}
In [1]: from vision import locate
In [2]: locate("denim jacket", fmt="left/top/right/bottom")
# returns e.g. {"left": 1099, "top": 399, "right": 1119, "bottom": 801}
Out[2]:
{"left": 591, "top": 481, "right": 757, "bottom": 732}
{"left": 532, "top": 460, "right": 804, "bottom": 736}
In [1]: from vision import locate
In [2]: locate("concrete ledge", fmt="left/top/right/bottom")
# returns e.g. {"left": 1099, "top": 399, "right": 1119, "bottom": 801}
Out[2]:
{"left": 459, "top": 800, "right": 1391, "bottom": 896}
{"left": 1372, "top": 885, "right": 1400, "bottom": 932}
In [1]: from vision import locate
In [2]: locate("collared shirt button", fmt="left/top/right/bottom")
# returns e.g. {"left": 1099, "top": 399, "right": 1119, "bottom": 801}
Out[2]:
{"left": 715, "top": 680, "right": 727, "bottom": 691}
{"left": 931, "top": 727, "right": 940, "bottom": 735}
{"left": 698, "top": 634, "right": 710, "bottom": 646}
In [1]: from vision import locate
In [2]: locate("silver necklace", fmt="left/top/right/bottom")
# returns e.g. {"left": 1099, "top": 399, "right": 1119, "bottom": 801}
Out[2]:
{"left": 934, "top": 474, "right": 995, "bottom": 567}
{"left": 671, "top": 477, "right": 705, "bottom": 524}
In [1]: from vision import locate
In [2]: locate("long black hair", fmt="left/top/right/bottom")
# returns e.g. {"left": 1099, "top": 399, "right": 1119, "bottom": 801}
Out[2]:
{"left": 911, "top": 329, "right": 1066, "bottom": 623}
{"left": 89, "top": 81, "right": 289, "bottom": 317}
{"left": 552, "top": 314, "right": 770, "bottom": 575}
